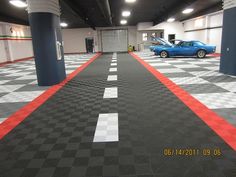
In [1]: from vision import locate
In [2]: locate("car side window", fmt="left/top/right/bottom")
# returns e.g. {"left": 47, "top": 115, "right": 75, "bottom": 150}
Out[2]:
{"left": 181, "top": 42, "right": 192, "bottom": 47}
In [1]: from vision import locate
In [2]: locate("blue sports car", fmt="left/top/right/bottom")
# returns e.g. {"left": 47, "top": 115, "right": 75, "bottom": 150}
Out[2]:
{"left": 149, "top": 38, "right": 168, "bottom": 51}
{"left": 151, "top": 39, "right": 216, "bottom": 58}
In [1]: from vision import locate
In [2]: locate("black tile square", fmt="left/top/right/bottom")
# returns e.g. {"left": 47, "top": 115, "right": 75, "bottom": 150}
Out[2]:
{"left": 119, "top": 165, "right": 136, "bottom": 175}
{"left": 86, "top": 166, "right": 103, "bottom": 176}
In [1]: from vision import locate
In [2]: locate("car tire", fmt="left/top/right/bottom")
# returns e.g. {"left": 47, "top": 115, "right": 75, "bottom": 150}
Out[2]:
{"left": 160, "top": 51, "right": 168, "bottom": 58}
{"left": 197, "top": 50, "right": 206, "bottom": 58}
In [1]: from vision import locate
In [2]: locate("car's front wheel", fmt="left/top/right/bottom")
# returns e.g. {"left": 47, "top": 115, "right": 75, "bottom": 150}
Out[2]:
{"left": 160, "top": 51, "right": 168, "bottom": 58}
{"left": 197, "top": 50, "right": 206, "bottom": 58}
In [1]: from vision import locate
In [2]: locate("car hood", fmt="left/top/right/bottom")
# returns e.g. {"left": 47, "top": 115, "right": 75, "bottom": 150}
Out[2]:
{"left": 153, "top": 38, "right": 173, "bottom": 47}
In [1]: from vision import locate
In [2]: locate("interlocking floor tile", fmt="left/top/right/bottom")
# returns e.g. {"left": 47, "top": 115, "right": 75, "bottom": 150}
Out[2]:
{"left": 179, "top": 84, "right": 228, "bottom": 94}
{"left": 107, "top": 75, "right": 118, "bottom": 81}
{"left": 1, "top": 53, "right": 236, "bottom": 177}
{"left": 0, "top": 102, "right": 27, "bottom": 118}
{"left": 93, "top": 113, "right": 119, "bottom": 142}
{"left": 156, "top": 68, "right": 186, "bottom": 73}
{"left": 169, "top": 77, "right": 209, "bottom": 85}
{"left": 201, "top": 76, "right": 236, "bottom": 83}
{"left": 0, "top": 91, "right": 44, "bottom": 103}
{"left": 109, "top": 68, "right": 117, "bottom": 72}
{"left": 215, "top": 82, "right": 236, "bottom": 92}
{"left": 192, "top": 92, "right": 236, "bottom": 109}
{"left": 0, "top": 85, "right": 24, "bottom": 93}
{"left": 103, "top": 87, "right": 118, "bottom": 99}
{"left": 0, "top": 54, "right": 97, "bottom": 121}
{"left": 213, "top": 108, "right": 236, "bottom": 126}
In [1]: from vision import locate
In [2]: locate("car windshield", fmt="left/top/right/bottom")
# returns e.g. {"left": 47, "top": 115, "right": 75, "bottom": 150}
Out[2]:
{"left": 194, "top": 41, "right": 206, "bottom": 46}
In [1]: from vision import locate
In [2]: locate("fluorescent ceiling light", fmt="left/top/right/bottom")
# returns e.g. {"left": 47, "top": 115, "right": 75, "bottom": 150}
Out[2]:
{"left": 60, "top": 22, "right": 68, "bottom": 27}
{"left": 9, "top": 0, "right": 28, "bottom": 8}
{"left": 167, "top": 18, "right": 175, "bottom": 22}
{"left": 125, "top": 0, "right": 136, "bottom": 3}
{"left": 120, "top": 20, "right": 127, "bottom": 25}
{"left": 122, "top": 11, "right": 131, "bottom": 17}
{"left": 182, "top": 8, "right": 194, "bottom": 14}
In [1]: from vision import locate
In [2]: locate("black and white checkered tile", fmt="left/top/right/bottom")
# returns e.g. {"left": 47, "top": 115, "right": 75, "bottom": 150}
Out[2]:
{"left": 1, "top": 53, "right": 236, "bottom": 177}
{"left": 94, "top": 53, "right": 119, "bottom": 143}
{"left": 135, "top": 51, "right": 236, "bottom": 126}
{"left": 0, "top": 54, "right": 96, "bottom": 123}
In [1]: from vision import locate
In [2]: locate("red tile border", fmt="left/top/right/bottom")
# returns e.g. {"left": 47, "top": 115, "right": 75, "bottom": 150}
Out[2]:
{"left": 0, "top": 53, "right": 101, "bottom": 139}
{"left": 130, "top": 52, "right": 236, "bottom": 151}
{"left": 208, "top": 53, "right": 221, "bottom": 57}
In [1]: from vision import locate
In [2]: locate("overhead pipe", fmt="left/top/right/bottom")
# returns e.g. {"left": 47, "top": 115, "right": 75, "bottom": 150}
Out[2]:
{"left": 96, "top": 0, "right": 112, "bottom": 26}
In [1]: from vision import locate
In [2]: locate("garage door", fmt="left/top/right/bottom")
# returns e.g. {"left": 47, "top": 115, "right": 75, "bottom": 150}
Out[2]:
{"left": 101, "top": 29, "right": 128, "bottom": 52}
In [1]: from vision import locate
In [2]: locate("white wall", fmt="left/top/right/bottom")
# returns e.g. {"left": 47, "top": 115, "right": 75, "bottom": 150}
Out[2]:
{"left": 147, "top": 21, "right": 185, "bottom": 40}
{"left": 183, "top": 11, "right": 223, "bottom": 53}
{"left": 62, "top": 28, "right": 98, "bottom": 53}
{"left": 0, "top": 24, "right": 7, "bottom": 63}
{"left": 137, "top": 22, "right": 153, "bottom": 31}
{"left": 0, "top": 22, "right": 34, "bottom": 63}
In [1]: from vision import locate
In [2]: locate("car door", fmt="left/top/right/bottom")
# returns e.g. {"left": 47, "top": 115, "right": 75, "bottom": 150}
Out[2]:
{"left": 177, "top": 42, "right": 194, "bottom": 56}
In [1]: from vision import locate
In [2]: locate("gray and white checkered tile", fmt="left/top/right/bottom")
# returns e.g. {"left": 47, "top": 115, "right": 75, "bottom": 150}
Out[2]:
{"left": 134, "top": 51, "right": 236, "bottom": 126}
{"left": 0, "top": 54, "right": 96, "bottom": 123}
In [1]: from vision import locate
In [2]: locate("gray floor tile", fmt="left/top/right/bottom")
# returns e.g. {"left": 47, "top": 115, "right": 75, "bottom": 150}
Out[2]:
{"left": 179, "top": 84, "right": 228, "bottom": 94}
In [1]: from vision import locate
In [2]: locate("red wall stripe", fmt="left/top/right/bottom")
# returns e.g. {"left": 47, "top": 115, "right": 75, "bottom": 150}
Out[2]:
{"left": 130, "top": 52, "right": 236, "bottom": 151}
{"left": 0, "top": 53, "right": 101, "bottom": 139}
{"left": 0, "top": 38, "right": 32, "bottom": 41}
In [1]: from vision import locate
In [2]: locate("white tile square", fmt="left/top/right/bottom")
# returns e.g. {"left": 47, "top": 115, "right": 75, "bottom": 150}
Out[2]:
{"left": 93, "top": 113, "right": 119, "bottom": 142}
{"left": 107, "top": 75, "right": 117, "bottom": 81}
{"left": 189, "top": 71, "right": 223, "bottom": 77}
{"left": 0, "top": 85, "right": 24, "bottom": 93}
{"left": 6, "top": 72, "right": 33, "bottom": 77}
{"left": 169, "top": 77, "right": 209, "bottom": 85}
{"left": 111, "top": 63, "right": 117, "bottom": 66}
{"left": 0, "top": 80, "right": 10, "bottom": 85}
{"left": 204, "top": 66, "right": 219, "bottom": 71}
{"left": 109, "top": 68, "right": 117, "bottom": 72}
{"left": 157, "top": 68, "right": 186, "bottom": 74}
{"left": 192, "top": 92, "right": 236, "bottom": 109}
{"left": 103, "top": 87, "right": 118, "bottom": 99}
{"left": 0, "top": 118, "right": 6, "bottom": 124}
{"left": 175, "top": 64, "right": 200, "bottom": 69}
{"left": 150, "top": 63, "right": 171, "bottom": 67}
{"left": 16, "top": 75, "right": 37, "bottom": 80}
{"left": 215, "top": 82, "right": 236, "bottom": 92}
{"left": 0, "top": 91, "right": 44, "bottom": 103}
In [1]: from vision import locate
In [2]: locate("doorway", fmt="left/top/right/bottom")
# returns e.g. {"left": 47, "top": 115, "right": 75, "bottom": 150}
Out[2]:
{"left": 168, "top": 34, "right": 176, "bottom": 44}
{"left": 85, "top": 38, "right": 94, "bottom": 53}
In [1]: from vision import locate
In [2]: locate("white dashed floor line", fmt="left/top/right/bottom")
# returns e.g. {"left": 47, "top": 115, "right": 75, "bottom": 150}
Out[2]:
{"left": 103, "top": 87, "right": 118, "bottom": 99}
{"left": 111, "top": 63, "right": 117, "bottom": 66}
{"left": 94, "top": 53, "right": 119, "bottom": 143}
{"left": 107, "top": 75, "right": 118, "bottom": 81}
{"left": 109, "top": 68, "right": 117, "bottom": 72}
{"left": 93, "top": 113, "right": 119, "bottom": 142}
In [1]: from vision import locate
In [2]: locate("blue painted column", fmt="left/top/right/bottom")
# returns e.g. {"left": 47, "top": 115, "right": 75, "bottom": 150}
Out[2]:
{"left": 220, "top": 0, "right": 236, "bottom": 76}
{"left": 27, "top": 0, "right": 66, "bottom": 86}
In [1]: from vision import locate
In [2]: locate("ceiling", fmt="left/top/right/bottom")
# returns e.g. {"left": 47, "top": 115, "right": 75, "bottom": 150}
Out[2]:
{"left": 0, "top": 0, "right": 222, "bottom": 29}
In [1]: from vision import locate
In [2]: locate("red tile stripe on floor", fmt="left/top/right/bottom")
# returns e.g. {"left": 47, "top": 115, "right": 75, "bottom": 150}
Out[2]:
{"left": 0, "top": 53, "right": 101, "bottom": 139}
{"left": 130, "top": 52, "right": 236, "bottom": 151}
